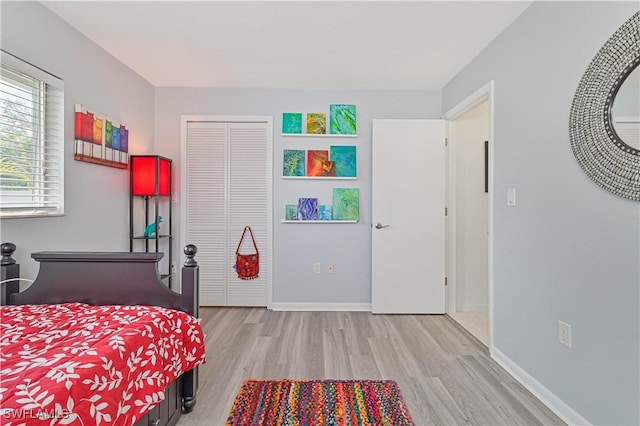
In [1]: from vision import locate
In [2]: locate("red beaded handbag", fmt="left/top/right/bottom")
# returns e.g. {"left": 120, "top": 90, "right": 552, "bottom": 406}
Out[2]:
{"left": 235, "top": 226, "right": 259, "bottom": 280}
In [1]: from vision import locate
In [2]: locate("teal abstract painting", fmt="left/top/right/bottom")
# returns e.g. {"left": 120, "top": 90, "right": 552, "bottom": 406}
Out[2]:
{"left": 282, "top": 113, "right": 302, "bottom": 134}
{"left": 330, "top": 145, "right": 356, "bottom": 177}
{"left": 285, "top": 204, "right": 298, "bottom": 220}
{"left": 332, "top": 188, "right": 359, "bottom": 221}
{"left": 329, "top": 104, "right": 356, "bottom": 135}
{"left": 319, "top": 205, "right": 332, "bottom": 220}
{"left": 283, "top": 149, "right": 305, "bottom": 176}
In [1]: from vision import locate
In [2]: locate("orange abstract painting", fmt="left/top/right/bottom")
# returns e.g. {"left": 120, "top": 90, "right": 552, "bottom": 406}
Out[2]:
{"left": 307, "top": 150, "right": 329, "bottom": 176}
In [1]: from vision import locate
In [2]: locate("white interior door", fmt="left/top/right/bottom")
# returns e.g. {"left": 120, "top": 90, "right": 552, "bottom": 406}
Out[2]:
{"left": 372, "top": 119, "right": 446, "bottom": 313}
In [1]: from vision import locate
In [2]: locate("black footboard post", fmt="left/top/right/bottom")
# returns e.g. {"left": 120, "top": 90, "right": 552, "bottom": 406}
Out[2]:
{"left": 180, "top": 244, "right": 199, "bottom": 414}
{"left": 1, "top": 243, "right": 20, "bottom": 306}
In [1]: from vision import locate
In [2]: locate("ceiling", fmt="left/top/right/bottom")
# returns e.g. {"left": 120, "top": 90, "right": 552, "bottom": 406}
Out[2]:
{"left": 41, "top": 1, "right": 532, "bottom": 90}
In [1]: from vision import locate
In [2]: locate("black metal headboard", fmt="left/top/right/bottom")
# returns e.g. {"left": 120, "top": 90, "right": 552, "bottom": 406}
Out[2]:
{"left": 0, "top": 243, "right": 199, "bottom": 316}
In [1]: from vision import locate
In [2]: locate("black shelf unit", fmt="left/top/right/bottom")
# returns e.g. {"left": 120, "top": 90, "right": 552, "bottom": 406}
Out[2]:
{"left": 129, "top": 155, "right": 173, "bottom": 288}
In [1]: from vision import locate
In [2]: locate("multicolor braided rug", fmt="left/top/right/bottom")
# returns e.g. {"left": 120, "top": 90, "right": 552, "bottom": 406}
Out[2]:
{"left": 226, "top": 379, "right": 415, "bottom": 426}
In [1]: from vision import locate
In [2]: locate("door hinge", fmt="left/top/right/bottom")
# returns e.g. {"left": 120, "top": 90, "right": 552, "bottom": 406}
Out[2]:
{"left": 445, "top": 207, "right": 448, "bottom": 216}
{"left": 445, "top": 277, "right": 448, "bottom": 286}
{"left": 445, "top": 137, "right": 448, "bottom": 147}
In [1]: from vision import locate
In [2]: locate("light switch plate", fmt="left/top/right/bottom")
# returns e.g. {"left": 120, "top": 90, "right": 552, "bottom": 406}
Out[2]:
{"left": 507, "top": 188, "right": 516, "bottom": 206}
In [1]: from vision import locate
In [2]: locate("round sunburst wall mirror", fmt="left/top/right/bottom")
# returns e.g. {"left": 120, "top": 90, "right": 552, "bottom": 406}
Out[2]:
{"left": 569, "top": 11, "right": 640, "bottom": 201}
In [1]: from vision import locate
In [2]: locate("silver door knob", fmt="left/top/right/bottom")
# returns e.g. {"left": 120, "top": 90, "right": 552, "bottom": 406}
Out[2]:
{"left": 375, "top": 222, "right": 390, "bottom": 229}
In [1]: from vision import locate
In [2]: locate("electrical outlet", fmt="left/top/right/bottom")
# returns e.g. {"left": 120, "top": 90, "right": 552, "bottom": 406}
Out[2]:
{"left": 313, "top": 262, "right": 321, "bottom": 274}
{"left": 327, "top": 263, "right": 334, "bottom": 274}
{"left": 558, "top": 320, "right": 572, "bottom": 348}
{"left": 171, "top": 262, "right": 177, "bottom": 275}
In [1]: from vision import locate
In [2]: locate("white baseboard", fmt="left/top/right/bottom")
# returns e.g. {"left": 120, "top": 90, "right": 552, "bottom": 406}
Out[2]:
{"left": 270, "top": 302, "right": 372, "bottom": 312}
{"left": 491, "top": 346, "right": 590, "bottom": 426}
{"left": 455, "top": 304, "right": 488, "bottom": 312}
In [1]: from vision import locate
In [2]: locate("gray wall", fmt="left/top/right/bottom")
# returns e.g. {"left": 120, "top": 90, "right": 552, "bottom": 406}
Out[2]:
{"left": 154, "top": 88, "right": 440, "bottom": 303}
{"left": 442, "top": 2, "right": 639, "bottom": 424}
{"left": 0, "top": 2, "right": 155, "bottom": 279}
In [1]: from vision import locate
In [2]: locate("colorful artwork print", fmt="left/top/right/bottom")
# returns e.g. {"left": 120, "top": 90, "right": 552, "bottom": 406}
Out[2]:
{"left": 322, "top": 160, "right": 336, "bottom": 177}
{"left": 333, "top": 188, "right": 360, "bottom": 221}
{"left": 282, "top": 113, "right": 303, "bottom": 134}
{"left": 283, "top": 149, "right": 306, "bottom": 176}
{"left": 330, "top": 104, "right": 356, "bottom": 135}
{"left": 319, "top": 205, "right": 332, "bottom": 221}
{"left": 306, "top": 113, "right": 327, "bottom": 135}
{"left": 93, "top": 118, "right": 103, "bottom": 144}
{"left": 307, "top": 150, "right": 329, "bottom": 176}
{"left": 120, "top": 126, "right": 129, "bottom": 153}
{"left": 74, "top": 104, "right": 128, "bottom": 169}
{"left": 285, "top": 204, "right": 298, "bottom": 220}
{"left": 105, "top": 121, "right": 113, "bottom": 146}
{"left": 298, "top": 198, "right": 319, "bottom": 220}
{"left": 330, "top": 145, "right": 357, "bottom": 177}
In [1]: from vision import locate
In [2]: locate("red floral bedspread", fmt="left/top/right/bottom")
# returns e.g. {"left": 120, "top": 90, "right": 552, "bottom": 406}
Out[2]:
{"left": 0, "top": 303, "right": 206, "bottom": 426}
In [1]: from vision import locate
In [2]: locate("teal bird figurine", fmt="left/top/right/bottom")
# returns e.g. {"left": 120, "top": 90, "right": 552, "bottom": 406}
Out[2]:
{"left": 144, "top": 216, "right": 163, "bottom": 238}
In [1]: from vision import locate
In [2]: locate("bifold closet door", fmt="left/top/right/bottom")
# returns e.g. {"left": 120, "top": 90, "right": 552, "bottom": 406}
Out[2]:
{"left": 185, "top": 121, "right": 268, "bottom": 306}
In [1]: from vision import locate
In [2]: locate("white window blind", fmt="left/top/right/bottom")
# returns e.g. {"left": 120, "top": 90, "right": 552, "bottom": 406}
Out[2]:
{"left": 0, "top": 51, "right": 64, "bottom": 218}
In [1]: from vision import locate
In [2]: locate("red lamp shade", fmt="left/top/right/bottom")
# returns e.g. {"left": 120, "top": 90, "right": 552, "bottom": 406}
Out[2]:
{"left": 131, "top": 155, "right": 171, "bottom": 196}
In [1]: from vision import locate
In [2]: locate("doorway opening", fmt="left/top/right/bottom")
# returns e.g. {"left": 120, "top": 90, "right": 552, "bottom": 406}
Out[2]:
{"left": 444, "top": 82, "right": 494, "bottom": 348}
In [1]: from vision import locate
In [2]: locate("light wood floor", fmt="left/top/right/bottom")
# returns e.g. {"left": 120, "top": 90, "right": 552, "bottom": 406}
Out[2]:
{"left": 177, "top": 308, "right": 564, "bottom": 426}
{"left": 447, "top": 311, "right": 489, "bottom": 347}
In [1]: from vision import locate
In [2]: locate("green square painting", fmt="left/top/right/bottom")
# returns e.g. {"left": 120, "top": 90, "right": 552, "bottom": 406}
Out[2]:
{"left": 282, "top": 113, "right": 302, "bottom": 134}
{"left": 332, "top": 188, "right": 359, "bottom": 221}
{"left": 329, "top": 104, "right": 356, "bottom": 135}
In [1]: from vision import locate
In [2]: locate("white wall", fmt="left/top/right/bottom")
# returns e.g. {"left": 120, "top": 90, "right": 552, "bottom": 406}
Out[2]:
{"left": 154, "top": 88, "right": 440, "bottom": 304}
{"left": 454, "top": 101, "right": 489, "bottom": 311}
{"left": 0, "top": 2, "right": 155, "bottom": 279}
{"left": 443, "top": 2, "right": 639, "bottom": 424}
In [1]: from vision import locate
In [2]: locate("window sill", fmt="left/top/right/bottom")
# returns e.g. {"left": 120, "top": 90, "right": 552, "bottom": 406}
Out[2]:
{"left": 1, "top": 211, "right": 65, "bottom": 219}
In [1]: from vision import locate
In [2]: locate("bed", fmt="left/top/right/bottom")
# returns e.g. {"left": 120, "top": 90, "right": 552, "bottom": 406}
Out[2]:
{"left": 0, "top": 242, "right": 205, "bottom": 426}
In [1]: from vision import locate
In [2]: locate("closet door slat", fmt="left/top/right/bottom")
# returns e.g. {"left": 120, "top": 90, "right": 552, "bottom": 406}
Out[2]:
{"left": 228, "top": 123, "right": 268, "bottom": 306}
{"left": 186, "top": 122, "right": 228, "bottom": 306}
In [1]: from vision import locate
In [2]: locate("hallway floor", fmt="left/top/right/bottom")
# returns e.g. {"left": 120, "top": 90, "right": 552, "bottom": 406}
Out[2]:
{"left": 447, "top": 310, "right": 489, "bottom": 347}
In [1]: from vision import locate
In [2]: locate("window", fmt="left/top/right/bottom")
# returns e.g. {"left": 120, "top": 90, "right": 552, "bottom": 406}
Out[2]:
{"left": 0, "top": 51, "right": 64, "bottom": 218}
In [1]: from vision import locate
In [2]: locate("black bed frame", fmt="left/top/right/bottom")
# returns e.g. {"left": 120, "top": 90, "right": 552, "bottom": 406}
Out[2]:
{"left": 0, "top": 242, "right": 200, "bottom": 426}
